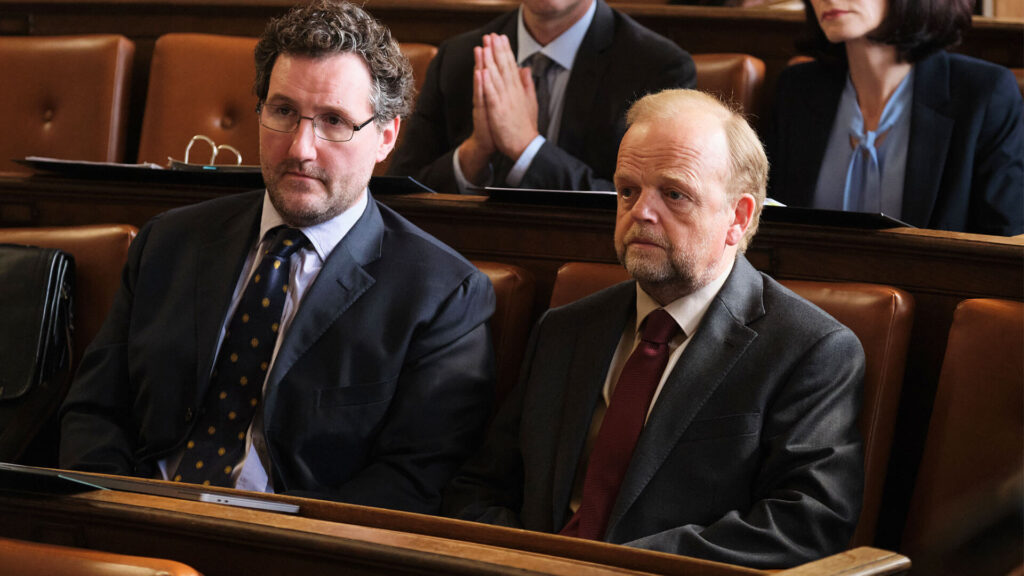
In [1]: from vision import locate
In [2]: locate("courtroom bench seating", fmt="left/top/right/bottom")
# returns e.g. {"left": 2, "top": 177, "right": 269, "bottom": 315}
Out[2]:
{"left": 0, "top": 536, "right": 201, "bottom": 576}
{"left": 547, "top": 261, "right": 915, "bottom": 548}
{"left": 0, "top": 34, "right": 134, "bottom": 174}
{"left": 0, "top": 225, "right": 137, "bottom": 465}
{"left": 900, "top": 298, "right": 1024, "bottom": 575}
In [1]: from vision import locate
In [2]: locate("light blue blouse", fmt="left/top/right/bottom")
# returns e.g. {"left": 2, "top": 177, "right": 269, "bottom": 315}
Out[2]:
{"left": 813, "top": 69, "right": 914, "bottom": 218}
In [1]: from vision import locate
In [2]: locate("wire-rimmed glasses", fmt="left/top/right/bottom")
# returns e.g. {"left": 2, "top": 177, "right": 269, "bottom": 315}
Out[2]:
{"left": 257, "top": 103, "right": 373, "bottom": 143}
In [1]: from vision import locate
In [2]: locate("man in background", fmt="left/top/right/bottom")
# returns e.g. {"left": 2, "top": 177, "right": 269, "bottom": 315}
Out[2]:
{"left": 387, "top": 0, "right": 695, "bottom": 194}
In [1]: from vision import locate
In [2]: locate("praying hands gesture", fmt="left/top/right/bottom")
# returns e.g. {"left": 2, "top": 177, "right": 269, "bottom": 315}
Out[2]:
{"left": 457, "top": 33, "right": 539, "bottom": 185}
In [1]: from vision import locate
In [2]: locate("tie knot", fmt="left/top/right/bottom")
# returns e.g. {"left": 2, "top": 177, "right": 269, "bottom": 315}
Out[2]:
{"left": 530, "top": 53, "right": 555, "bottom": 80}
{"left": 640, "top": 309, "right": 679, "bottom": 345}
{"left": 265, "top": 227, "right": 308, "bottom": 260}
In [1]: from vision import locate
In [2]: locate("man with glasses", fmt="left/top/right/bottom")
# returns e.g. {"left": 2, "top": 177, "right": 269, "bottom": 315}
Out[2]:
{"left": 60, "top": 0, "right": 496, "bottom": 515}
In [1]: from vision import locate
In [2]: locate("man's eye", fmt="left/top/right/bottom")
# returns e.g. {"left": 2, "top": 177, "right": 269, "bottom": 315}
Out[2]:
{"left": 618, "top": 188, "right": 635, "bottom": 199}
{"left": 667, "top": 191, "right": 683, "bottom": 200}
{"left": 272, "top": 106, "right": 296, "bottom": 118}
{"left": 320, "top": 115, "right": 346, "bottom": 127}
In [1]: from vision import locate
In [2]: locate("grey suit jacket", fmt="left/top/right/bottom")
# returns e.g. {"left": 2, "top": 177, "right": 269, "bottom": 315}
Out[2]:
{"left": 60, "top": 190, "right": 496, "bottom": 514}
{"left": 444, "top": 256, "right": 864, "bottom": 568}
{"left": 387, "top": 0, "right": 695, "bottom": 194}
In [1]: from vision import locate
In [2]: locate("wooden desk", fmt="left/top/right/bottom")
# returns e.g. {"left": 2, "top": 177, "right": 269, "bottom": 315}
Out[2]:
{"left": 0, "top": 470, "right": 910, "bottom": 575}
{"left": 0, "top": 0, "right": 1020, "bottom": 160}
{"left": 1, "top": 172, "right": 1021, "bottom": 549}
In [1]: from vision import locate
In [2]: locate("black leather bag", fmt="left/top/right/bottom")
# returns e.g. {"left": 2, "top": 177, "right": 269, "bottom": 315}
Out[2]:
{"left": 0, "top": 244, "right": 75, "bottom": 461}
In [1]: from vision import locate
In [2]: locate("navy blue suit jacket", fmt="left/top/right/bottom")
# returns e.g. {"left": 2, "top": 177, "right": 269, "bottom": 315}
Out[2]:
{"left": 444, "top": 256, "right": 864, "bottom": 568}
{"left": 766, "top": 51, "right": 1023, "bottom": 236}
{"left": 387, "top": 0, "right": 696, "bottom": 194}
{"left": 60, "top": 190, "right": 496, "bottom": 514}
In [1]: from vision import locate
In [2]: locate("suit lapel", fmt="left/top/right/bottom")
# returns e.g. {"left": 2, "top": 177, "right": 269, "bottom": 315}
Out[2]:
{"left": 264, "top": 197, "right": 383, "bottom": 405}
{"left": 557, "top": 0, "right": 615, "bottom": 154}
{"left": 194, "top": 192, "right": 262, "bottom": 399}
{"left": 550, "top": 282, "right": 633, "bottom": 529}
{"left": 902, "top": 52, "right": 953, "bottom": 228}
{"left": 606, "top": 257, "right": 763, "bottom": 535}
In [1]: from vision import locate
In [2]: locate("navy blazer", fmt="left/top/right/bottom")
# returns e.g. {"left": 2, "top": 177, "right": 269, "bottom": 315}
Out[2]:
{"left": 387, "top": 0, "right": 695, "bottom": 194}
{"left": 766, "top": 51, "right": 1023, "bottom": 236}
{"left": 444, "top": 256, "right": 864, "bottom": 569}
{"left": 60, "top": 190, "right": 496, "bottom": 514}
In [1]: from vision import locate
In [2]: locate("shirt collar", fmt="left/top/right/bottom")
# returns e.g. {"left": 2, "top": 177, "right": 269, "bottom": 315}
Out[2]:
{"left": 516, "top": 0, "right": 596, "bottom": 71}
{"left": 633, "top": 258, "right": 735, "bottom": 340}
{"left": 258, "top": 189, "right": 369, "bottom": 261}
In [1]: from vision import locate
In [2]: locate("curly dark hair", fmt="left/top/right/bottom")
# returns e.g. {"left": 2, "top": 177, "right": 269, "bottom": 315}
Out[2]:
{"left": 254, "top": 0, "right": 413, "bottom": 128}
{"left": 797, "top": 0, "right": 974, "bottom": 64}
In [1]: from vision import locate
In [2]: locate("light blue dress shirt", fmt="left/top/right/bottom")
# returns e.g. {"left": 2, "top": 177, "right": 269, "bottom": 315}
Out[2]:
{"left": 813, "top": 69, "right": 914, "bottom": 218}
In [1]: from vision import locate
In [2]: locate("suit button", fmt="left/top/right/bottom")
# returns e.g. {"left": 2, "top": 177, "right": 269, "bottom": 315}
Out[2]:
{"left": 185, "top": 408, "right": 194, "bottom": 422}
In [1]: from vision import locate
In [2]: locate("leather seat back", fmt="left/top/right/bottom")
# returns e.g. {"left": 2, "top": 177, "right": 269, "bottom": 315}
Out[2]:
{"left": 375, "top": 42, "right": 438, "bottom": 176}
{"left": 0, "top": 537, "right": 201, "bottom": 576}
{"left": 137, "top": 33, "right": 260, "bottom": 167}
{"left": 473, "top": 261, "right": 535, "bottom": 408}
{"left": 901, "top": 298, "right": 1023, "bottom": 561}
{"left": 0, "top": 35, "right": 134, "bottom": 174}
{"left": 692, "top": 53, "right": 766, "bottom": 115}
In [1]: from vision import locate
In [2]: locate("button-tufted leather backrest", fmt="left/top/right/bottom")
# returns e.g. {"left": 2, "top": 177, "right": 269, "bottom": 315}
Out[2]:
{"left": 0, "top": 35, "right": 134, "bottom": 174}
{"left": 137, "top": 33, "right": 260, "bottom": 167}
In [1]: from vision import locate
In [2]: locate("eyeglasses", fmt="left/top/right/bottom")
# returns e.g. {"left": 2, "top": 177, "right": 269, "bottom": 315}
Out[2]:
{"left": 258, "top": 103, "right": 374, "bottom": 143}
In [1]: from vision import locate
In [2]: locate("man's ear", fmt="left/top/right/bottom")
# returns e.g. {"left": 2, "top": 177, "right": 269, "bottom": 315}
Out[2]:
{"left": 376, "top": 116, "right": 401, "bottom": 163}
{"left": 725, "top": 194, "right": 756, "bottom": 247}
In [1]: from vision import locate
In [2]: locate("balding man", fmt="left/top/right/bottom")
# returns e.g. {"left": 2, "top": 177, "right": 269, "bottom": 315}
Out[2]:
{"left": 444, "top": 89, "right": 864, "bottom": 569}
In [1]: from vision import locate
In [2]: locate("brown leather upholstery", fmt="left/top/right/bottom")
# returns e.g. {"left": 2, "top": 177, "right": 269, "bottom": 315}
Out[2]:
{"left": 1012, "top": 67, "right": 1024, "bottom": 99}
{"left": 901, "top": 298, "right": 1024, "bottom": 560}
{"left": 137, "top": 33, "right": 260, "bottom": 167}
{"left": 692, "top": 53, "right": 766, "bottom": 115}
{"left": 549, "top": 262, "right": 915, "bottom": 546}
{"left": 0, "top": 35, "right": 134, "bottom": 174}
{"left": 375, "top": 42, "right": 439, "bottom": 176}
{"left": 783, "top": 280, "right": 913, "bottom": 547}
{"left": 0, "top": 225, "right": 137, "bottom": 369}
{"left": 0, "top": 537, "right": 201, "bottom": 576}
{"left": 473, "top": 261, "right": 536, "bottom": 407}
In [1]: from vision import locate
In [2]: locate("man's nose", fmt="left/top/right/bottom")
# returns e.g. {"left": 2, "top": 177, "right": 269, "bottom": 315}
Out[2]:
{"left": 288, "top": 117, "right": 319, "bottom": 159}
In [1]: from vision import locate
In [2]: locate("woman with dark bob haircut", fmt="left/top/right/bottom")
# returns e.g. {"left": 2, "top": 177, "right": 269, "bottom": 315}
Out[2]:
{"left": 765, "top": 0, "right": 1023, "bottom": 236}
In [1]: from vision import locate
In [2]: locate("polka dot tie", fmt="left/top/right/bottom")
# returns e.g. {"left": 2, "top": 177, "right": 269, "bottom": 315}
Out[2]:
{"left": 176, "top": 226, "right": 308, "bottom": 487}
{"left": 561, "top": 308, "right": 682, "bottom": 540}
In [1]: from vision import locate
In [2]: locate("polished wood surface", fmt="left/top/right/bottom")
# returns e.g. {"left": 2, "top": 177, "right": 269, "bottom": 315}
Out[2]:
{"left": 0, "top": 1, "right": 1020, "bottom": 158}
{"left": 0, "top": 469, "right": 909, "bottom": 575}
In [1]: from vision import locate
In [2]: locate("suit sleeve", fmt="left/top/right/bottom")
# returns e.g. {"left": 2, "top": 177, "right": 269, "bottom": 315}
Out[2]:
{"left": 623, "top": 327, "right": 865, "bottom": 568}
{"left": 387, "top": 41, "right": 462, "bottom": 195}
{"left": 318, "top": 269, "right": 497, "bottom": 514}
{"left": 969, "top": 67, "right": 1024, "bottom": 236}
{"left": 58, "top": 221, "right": 154, "bottom": 474}
{"left": 518, "top": 54, "right": 697, "bottom": 192}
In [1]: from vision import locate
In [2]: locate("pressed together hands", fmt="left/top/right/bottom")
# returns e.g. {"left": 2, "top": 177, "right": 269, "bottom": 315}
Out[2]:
{"left": 458, "top": 33, "right": 541, "bottom": 184}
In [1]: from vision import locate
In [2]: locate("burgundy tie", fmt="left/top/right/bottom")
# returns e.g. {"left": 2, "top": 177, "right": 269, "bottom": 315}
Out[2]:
{"left": 561, "top": 308, "right": 682, "bottom": 540}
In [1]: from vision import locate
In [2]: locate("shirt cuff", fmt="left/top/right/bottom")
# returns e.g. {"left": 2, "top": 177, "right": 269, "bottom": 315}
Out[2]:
{"left": 453, "top": 147, "right": 493, "bottom": 194}
{"left": 504, "top": 135, "right": 546, "bottom": 187}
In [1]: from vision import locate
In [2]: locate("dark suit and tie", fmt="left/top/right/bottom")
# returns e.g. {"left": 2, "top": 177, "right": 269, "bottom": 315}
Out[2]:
{"left": 386, "top": 0, "right": 696, "bottom": 194}
{"left": 444, "top": 88, "right": 864, "bottom": 569}
{"left": 60, "top": 190, "right": 495, "bottom": 513}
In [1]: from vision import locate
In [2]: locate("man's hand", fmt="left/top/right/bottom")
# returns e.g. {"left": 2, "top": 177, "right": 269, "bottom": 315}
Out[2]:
{"left": 478, "top": 33, "right": 539, "bottom": 161}
{"left": 456, "top": 44, "right": 499, "bottom": 185}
